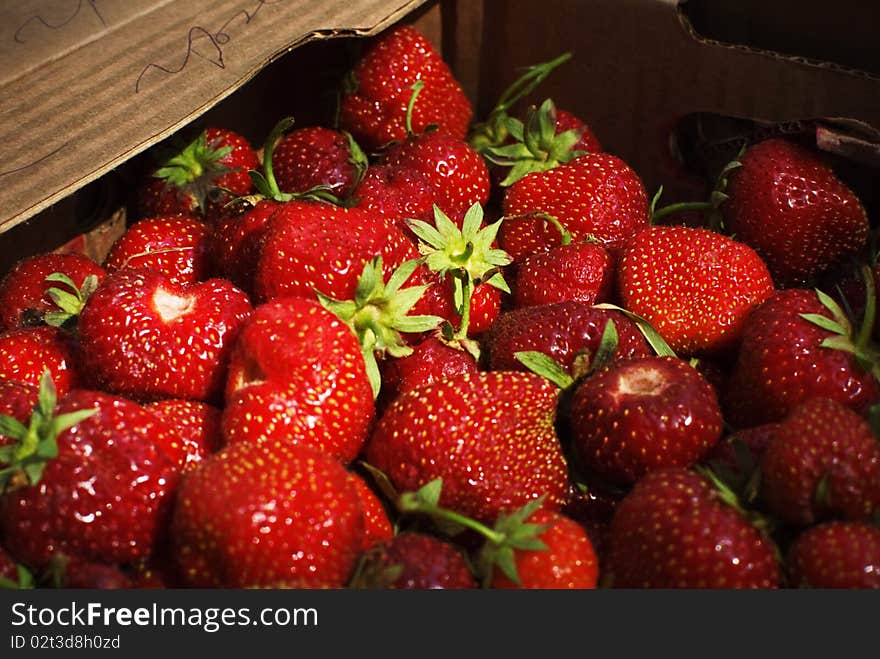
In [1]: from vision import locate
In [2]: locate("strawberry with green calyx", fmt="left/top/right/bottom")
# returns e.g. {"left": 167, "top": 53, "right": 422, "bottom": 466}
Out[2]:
{"left": 407, "top": 203, "right": 512, "bottom": 343}
{"left": 317, "top": 257, "right": 443, "bottom": 398}
{"left": 42, "top": 272, "right": 100, "bottom": 329}
{"left": 272, "top": 125, "right": 368, "bottom": 199}
{"left": 0, "top": 553, "right": 33, "bottom": 590}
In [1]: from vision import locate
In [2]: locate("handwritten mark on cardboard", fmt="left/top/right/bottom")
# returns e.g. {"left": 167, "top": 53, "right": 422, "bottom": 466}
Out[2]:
{"left": 14, "top": 0, "right": 106, "bottom": 44}
{"left": 0, "top": 142, "right": 69, "bottom": 179}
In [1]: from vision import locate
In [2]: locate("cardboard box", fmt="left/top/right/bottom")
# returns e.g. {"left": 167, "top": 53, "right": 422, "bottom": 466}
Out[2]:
{"left": 1, "top": 0, "right": 878, "bottom": 275}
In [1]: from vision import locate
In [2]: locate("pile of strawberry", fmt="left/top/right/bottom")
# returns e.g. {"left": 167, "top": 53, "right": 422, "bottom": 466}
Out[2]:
{"left": 1, "top": 24, "right": 878, "bottom": 590}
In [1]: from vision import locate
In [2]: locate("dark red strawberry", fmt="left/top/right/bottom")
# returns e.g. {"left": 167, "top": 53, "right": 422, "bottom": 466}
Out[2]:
{"left": 703, "top": 423, "right": 780, "bottom": 503}
{"left": 0, "top": 380, "right": 39, "bottom": 439}
{"left": 618, "top": 225, "right": 775, "bottom": 356}
{"left": 0, "top": 253, "right": 104, "bottom": 331}
{"left": 513, "top": 239, "right": 613, "bottom": 308}
{"left": 350, "top": 163, "right": 436, "bottom": 232}
{"left": 608, "top": 468, "right": 780, "bottom": 588}
{"left": 787, "top": 521, "right": 880, "bottom": 589}
{"left": 222, "top": 296, "right": 374, "bottom": 463}
{"left": 348, "top": 472, "right": 394, "bottom": 551}
{"left": 170, "top": 441, "right": 365, "bottom": 588}
{"left": 145, "top": 399, "right": 222, "bottom": 471}
{"left": 500, "top": 153, "right": 650, "bottom": 260}
{"left": 759, "top": 397, "right": 880, "bottom": 526}
{"left": 569, "top": 356, "right": 723, "bottom": 485}
{"left": 722, "top": 138, "right": 870, "bottom": 287}
{"left": 366, "top": 371, "right": 569, "bottom": 525}
{"left": 560, "top": 480, "right": 623, "bottom": 568}
{"left": 724, "top": 288, "right": 880, "bottom": 427}
{"left": 0, "top": 544, "right": 19, "bottom": 583}
{"left": 353, "top": 532, "right": 477, "bottom": 589}
{"left": 271, "top": 126, "right": 366, "bottom": 198}
{"left": 46, "top": 554, "right": 133, "bottom": 589}
{"left": 77, "top": 269, "right": 253, "bottom": 402}
{"left": 339, "top": 24, "right": 472, "bottom": 151}
{"left": 208, "top": 199, "right": 280, "bottom": 294}
{"left": 103, "top": 215, "right": 212, "bottom": 285}
{"left": 555, "top": 108, "right": 602, "bottom": 154}
{"left": 0, "top": 326, "right": 80, "bottom": 397}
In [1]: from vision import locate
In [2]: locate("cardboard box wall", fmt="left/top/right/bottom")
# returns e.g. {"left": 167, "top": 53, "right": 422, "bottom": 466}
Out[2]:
{"left": 1, "top": 0, "right": 878, "bottom": 276}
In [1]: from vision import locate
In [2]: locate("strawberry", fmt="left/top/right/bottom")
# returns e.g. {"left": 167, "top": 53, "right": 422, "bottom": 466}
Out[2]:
{"left": 0, "top": 326, "right": 80, "bottom": 397}
{"left": 170, "top": 441, "right": 365, "bottom": 588}
{"left": 499, "top": 153, "right": 651, "bottom": 260}
{"left": 722, "top": 138, "right": 870, "bottom": 287}
{"left": 222, "top": 296, "right": 374, "bottom": 462}
{"left": 365, "top": 371, "right": 569, "bottom": 525}
{"left": 103, "top": 215, "right": 212, "bottom": 285}
{"left": 724, "top": 288, "right": 880, "bottom": 427}
{"left": 135, "top": 127, "right": 259, "bottom": 221}
{"left": 0, "top": 253, "right": 104, "bottom": 331}
{"left": 0, "top": 380, "right": 39, "bottom": 437}
{"left": 77, "top": 269, "right": 253, "bottom": 403}
{"left": 513, "top": 239, "right": 614, "bottom": 308}
{"left": 0, "top": 383, "right": 182, "bottom": 568}
{"left": 759, "top": 397, "right": 880, "bottom": 526}
{"left": 45, "top": 554, "right": 133, "bottom": 589}
{"left": 145, "top": 399, "right": 222, "bottom": 471}
{"left": 617, "top": 225, "right": 775, "bottom": 356}
{"left": 607, "top": 468, "right": 780, "bottom": 588}
{"left": 271, "top": 126, "right": 366, "bottom": 198}
{"left": 409, "top": 268, "right": 503, "bottom": 338}
{"left": 339, "top": 24, "right": 472, "bottom": 151}
{"left": 348, "top": 472, "right": 394, "bottom": 551}
{"left": 0, "top": 544, "right": 19, "bottom": 583}
{"left": 352, "top": 532, "right": 477, "bottom": 589}
{"left": 555, "top": 108, "right": 602, "bottom": 155}
{"left": 569, "top": 356, "right": 723, "bottom": 485}
{"left": 350, "top": 163, "right": 436, "bottom": 232}
{"left": 208, "top": 199, "right": 280, "bottom": 294}
{"left": 787, "top": 521, "right": 880, "bottom": 589}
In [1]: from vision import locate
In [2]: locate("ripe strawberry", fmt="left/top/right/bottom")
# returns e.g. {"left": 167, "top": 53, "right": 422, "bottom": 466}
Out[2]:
{"left": 555, "top": 108, "right": 602, "bottom": 154}
{"left": 759, "top": 397, "right": 880, "bottom": 526}
{"left": 253, "top": 200, "right": 415, "bottom": 303}
{"left": 608, "top": 468, "right": 780, "bottom": 588}
{"left": 46, "top": 554, "right": 133, "bottom": 589}
{"left": 208, "top": 199, "right": 280, "bottom": 294}
{"left": 170, "top": 441, "right": 365, "bottom": 588}
{"left": 353, "top": 532, "right": 477, "bottom": 589}
{"left": 483, "top": 302, "right": 651, "bottom": 375}
{"left": 339, "top": 24, "right": 472, "bottom": 151}
{"left": 145, "top": 399, "right": 222, "bottom": 471}
{"left": 135, "top": 127, "right": 259, "bottom": 220}
{"left": 618, "top": 225, "right": 775, "bottom": 356}
{"left": 0, "top": 326, "right": 80, "bottom": 397}
{"left": 271, "top": 126, "right": 366, "bottom": 198}
{"left": 348, "top": 472, "right": 394, "bottom": 551}
{"left": 77, "top": 269, "right": 253, "bottom": 402}
{"left": 0, "top": 386, "right": 182, "bottom": 568}
{"left": 569, "top": 356, "right": 723, "bottom": 485}
{"left": 103, "top": 215, "right": 212, "bottom": 285}
{"left": 0, "top": 380, "right": 39, "bottom": 437}
{"left": 0, "top": 253, "right": 104, "bottom": 331}
{"left": 409, "top": 269, "right": 503, "bottom": 338}
{"left": 724, "top": 288, "right": 880, "bottom": 427}
{"left": 787, "top": 521, "right": 880, "bottom": 589}
{"left": 0, "top": 544, "right": 18, "bottom": 582}
{"left": 722, "top": 138, "right": 870, "bottom": 287}
{"left": 366, "top": 371, "right": 569, "bottom": 525}
{"left": 222, "top": 296, "right": 374, "bottom": 462}
{"left": 513, "top": 239, "right": 614, "bottom": 308}
{"left": 499, "top": 153, "right": 650, "bottom": 260}
{"left": 350, "top": 163, "right": 436, "bottom": 232}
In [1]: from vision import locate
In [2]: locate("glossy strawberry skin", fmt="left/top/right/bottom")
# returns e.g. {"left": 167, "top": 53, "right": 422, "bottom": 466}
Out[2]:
{"left": 410, "top": 269, "right": 502, "bottom": 337}
{"left": 145, "top": 399, "right": 222, "bottom": 471}
{"left": 569, "top": 356, "right": 724, "bottom": 485}
{"left": 77, "top": 269, "right": 253, "bottom": 403}
{"left": 170, "top": 441, "right": 365, "bottom": 588}
{"left": 361, "top": 532, "right": 477, "bottom": 589}
{"left": 208, "top": 199, "right": 280, "bottom": 294}
{"left": 500, "top": 153, "right": 650, "bottom": 260}
{"left": 724, "top": 289, "right": 880, "bottom": 427}
{"left": 618, "top": 226, "right": 775, "bottom": 356}
{"left": 723, "top": 138, "right": 869, "bottom": 287}
{"left": 787, "top": 521, "right": 880, "bottom": 589}
{"left": 366, "top": 371, "right": 569, "bottom": 525}
{"left": 759, "top": 398, "right": 880, "bottom": 526}
{"left": 513, "top": 241, "right": 614, "bottom": 308}
{"left": 339, "top": 25, "right": 472, "bottom": 151}
{"left": 348, "top": 472, "right": 394, "bottom": 551}
{"left": 222, "top": 297, "right": 374, "bottom": 463}
{"left": 555, "top": 108, "right": 602, "bottom": 154}
{"left": 0, "top": 253, "right": 105, "bottom": 331}
{"left": 0, "top": 380, "right": 39, "bottom": 445}
{"left": 0, "top": 390, "right": 183, "bottom": 568}
{"left": 0, "top": 326, "right": 80, "bottom": 398}
{"left": 103, "top": 215, "right": 212, "bottom": 285}
{"left": 272, "top": 126, "right": 362, "bottom": 197}
{"left": 350, "top": 163, "right": 436, "bottom": 232}
{"left": 608, "top": 468, "right": 780, "bottom": 589}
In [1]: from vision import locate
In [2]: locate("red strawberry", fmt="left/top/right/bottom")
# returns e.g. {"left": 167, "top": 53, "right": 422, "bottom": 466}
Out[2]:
{"left": 787, "top": 521, "right": 880, "bottom": 589}
{"left": 569, "top": 356, "right": 724, "bottom": 485}
{"left": 339, "top": 24, "right": 472, "bottom": 151}
{"left": 722, "top": 138, "right": 870, "bottom": 287}
{"left": 0, "top": 326, "right": 80, "bottom": 397}
{"left": 208, "top": 199, "right": 280, "bottom": 294}
{"left": 135, "top": 127, "right": 259, "bottom": 220}
{"left": 77, "top": 269, "right": 253, "bottom": 402}
{"left": 145, "top": 399, "right": 222, "bottom": 471}
{"left": 0, "top": 253, "right": 104, "bottom": 331}
{"left": 353, "top": 532, "right": 477, "bottom": 589}
{"left": 348, "top": 472, "right": 394, "bottom": 551}
{"left": 608, "top": 468, "right": 780, "bottom": 588}
{"left": 222, "top": 296, "right": 374, "bottom": 463}
{"left": 170, "top": 441, "right": 365, "bottom": 588}
{"left": 724, "top": 288, "right": 880, "bottom": 427}
{"left": 0, "top": 544, "right": 18, "bottom": 582}
{"left": 366, "top": 371, "right": 569, "bottom": 525}
{"left": 555, "top": 108, "right": 602, "bottom": 154}
{"left": 499, "top": 153, "right": 650, "bottom": 260}
{"left": 0, "top": 387, "right": 182, "bottom": 568}
{"left": 271, "top": 126, "right": 366, "bottom": 198}
{"left": 350, "top": 163, "right": 436, "bottom": 231}
{"left": 46, "top": 554, "right": 133, "bottom": 589}
{"left": 759, "top": 397, "right": 880, "bottom": 526}
{"left": 103, "top": 215, "right": 212, "bottom": 285}
{"left": 409, "top": 268, "right": 503, "bottom": 338}
{"left": 0, "top": 380, "right": 39, "bottom": 437}
{"left": 513, "top": 239, "right": 613, "bottom": 308}
{"left": 617, "top": 225, "right": 775, "bottom": 356}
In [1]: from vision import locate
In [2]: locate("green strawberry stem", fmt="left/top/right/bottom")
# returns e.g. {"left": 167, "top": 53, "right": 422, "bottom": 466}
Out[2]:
{"left": 43, "top": 272, "right": 99, "bottom": 329}
{"left": 515, "top": 351, "right": 574, "bottom": 389}
{"left": 695, "top": 465, "right": 774, "bottom": 536}
{"left": 650, "top": 200, "right": 713, "bottom": 224}
{"left": 155, "top": 131, "right": 232, "bottom": 187}
{"left": 0, "top": 564, "right": 34, "bottom": 590}
{"left": 404, "top": 80, "right": 425, "bottom": 137}
{"left": 501, "top": 212, "right": 571, "bottom": 245}
{"left": 856, "top": 264, "right": 876, "bottom": 353}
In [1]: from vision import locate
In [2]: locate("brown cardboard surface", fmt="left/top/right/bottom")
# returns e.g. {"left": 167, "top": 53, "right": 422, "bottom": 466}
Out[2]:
{"left": 0, "top": 0, "right": 431, "bottom": 235}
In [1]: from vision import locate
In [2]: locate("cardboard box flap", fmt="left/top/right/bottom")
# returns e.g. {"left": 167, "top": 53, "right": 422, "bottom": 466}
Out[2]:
{"left": 0, "top": 0, "right": 430, "bottom": 235}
